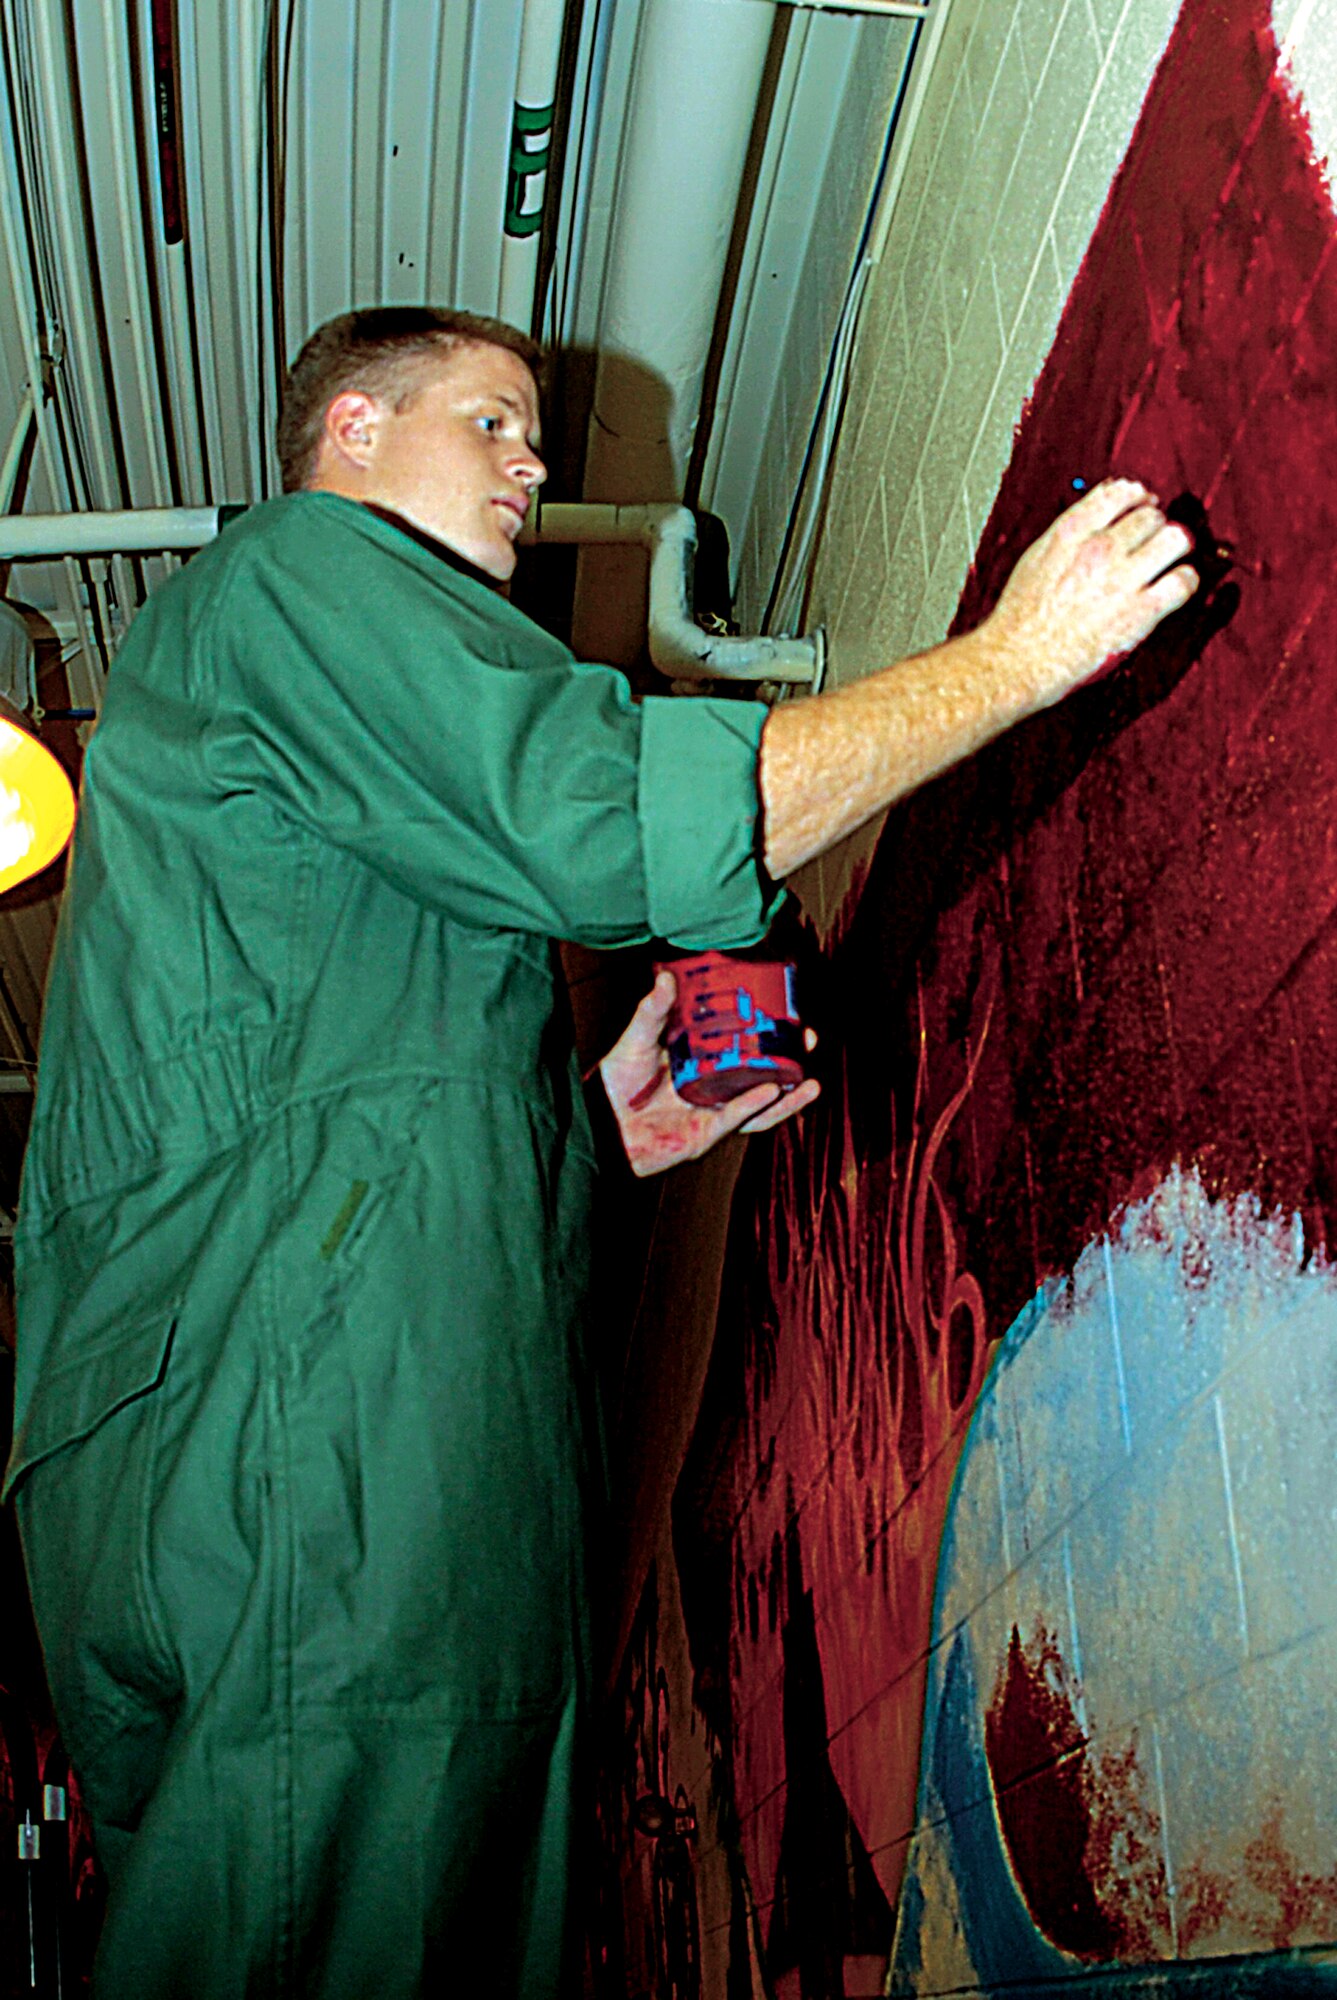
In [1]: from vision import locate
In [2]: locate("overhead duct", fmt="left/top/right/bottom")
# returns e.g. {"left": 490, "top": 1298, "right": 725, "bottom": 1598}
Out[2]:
{"left": 572, "top": 0, "right": 774, "bottom": 666}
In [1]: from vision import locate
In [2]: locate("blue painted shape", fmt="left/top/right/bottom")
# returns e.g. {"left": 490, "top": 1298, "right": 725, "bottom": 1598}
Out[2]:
{"left": 934, "top": 1634, "right": 1070, "bottom": 1986}
{"left": 887, "top": 1171, "right": 1337, "bottom": 1995}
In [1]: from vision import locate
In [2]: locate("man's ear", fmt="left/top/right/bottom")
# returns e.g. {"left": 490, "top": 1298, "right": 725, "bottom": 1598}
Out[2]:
{"left": 322, "top": 390, "right": 380, "bottom": 471}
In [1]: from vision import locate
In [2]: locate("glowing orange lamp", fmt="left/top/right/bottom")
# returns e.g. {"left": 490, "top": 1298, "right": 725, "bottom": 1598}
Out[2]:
{"left": 0, "top": 695, "right": 75, "bottom": 894}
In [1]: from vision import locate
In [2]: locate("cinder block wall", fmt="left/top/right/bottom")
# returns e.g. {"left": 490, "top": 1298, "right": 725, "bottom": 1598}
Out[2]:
{"left": 813, "top": 0, "right": 1182, "bottom": 675}
{"left": 798, "top": 0, "right": 1180, "bottom": 927}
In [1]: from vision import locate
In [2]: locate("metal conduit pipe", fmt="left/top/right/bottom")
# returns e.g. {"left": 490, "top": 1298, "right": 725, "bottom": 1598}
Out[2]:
{"left": 0, "top": 504, "right": 823, "bottom": 687}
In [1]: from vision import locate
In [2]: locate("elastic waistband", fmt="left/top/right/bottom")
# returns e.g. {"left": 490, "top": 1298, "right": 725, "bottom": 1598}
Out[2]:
{"left": 21, "top": 1027, "right": 286, "bottom": 1216}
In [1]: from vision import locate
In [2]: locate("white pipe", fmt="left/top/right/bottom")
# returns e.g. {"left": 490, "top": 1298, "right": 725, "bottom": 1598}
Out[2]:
{"left": 573, "top": 0, "right": 774, "bottom": 671}
{"left": 528, "top": 501, "right": 821, "bottom": 685}
{"left": 782, "top": 1, "right": 929, "bottom": 14}
{"left": 0, "top": 390, "right": 35, "bottom": 515}
{"left": 497, "top": 0, "right": 566, "bottom": 329}
{"left": 584, "top": 0, "right": 774, "bottom": 499}
{"left": 641, "top": 507, "right": 822, "bottom": 686}
{"left": 0, "top": 509, "right": 222, "bottom": 557}
{"left": 0, "top": 502, "right": 822, "bottom": 687}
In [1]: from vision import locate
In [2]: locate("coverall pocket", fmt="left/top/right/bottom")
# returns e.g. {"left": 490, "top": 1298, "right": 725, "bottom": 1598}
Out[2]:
{"left": 12, "top": 1313, "right": 182, "bottom": 1795}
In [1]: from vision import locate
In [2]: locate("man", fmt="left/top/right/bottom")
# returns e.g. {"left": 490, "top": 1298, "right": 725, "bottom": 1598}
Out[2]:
{"left": 3, "top": 307, "right": 1196, "bottom": 1996}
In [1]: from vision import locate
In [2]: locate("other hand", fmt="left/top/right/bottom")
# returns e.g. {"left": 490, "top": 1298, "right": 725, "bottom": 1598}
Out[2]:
{"left": 986, "top": 477, "right": 1198, "bottom": 703}
{"left": 598, "top": 970, "right": 820, "bottom": 1178}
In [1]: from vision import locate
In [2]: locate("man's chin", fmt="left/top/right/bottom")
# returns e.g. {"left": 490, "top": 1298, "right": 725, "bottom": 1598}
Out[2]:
{"left": 374, "top": 506, "right": 516, "bottom": 582}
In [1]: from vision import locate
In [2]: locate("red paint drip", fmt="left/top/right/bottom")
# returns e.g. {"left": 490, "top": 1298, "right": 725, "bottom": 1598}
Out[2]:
{"left": 986, "top": 1627, "right": 1110, "bottom": 1959}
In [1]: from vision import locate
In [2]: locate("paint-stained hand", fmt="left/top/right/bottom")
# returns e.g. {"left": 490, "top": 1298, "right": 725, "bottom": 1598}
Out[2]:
{"left": 987, "top": 478, "right": 1199, "bottom": 699}
{"left": 598, "top": 971, "right": 820, "bottom": 1178}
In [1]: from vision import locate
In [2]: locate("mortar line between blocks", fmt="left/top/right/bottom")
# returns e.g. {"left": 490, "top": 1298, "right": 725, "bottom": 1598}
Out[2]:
{"left": 1102, "top": 1235, "right": 1134, "bottom": 1454}
{"left": 1214, "top": 1390, "right": 1250, "bottom": 1655}
{"left": 1062, "top": 1528, "right": 1089, "bottom": 1735}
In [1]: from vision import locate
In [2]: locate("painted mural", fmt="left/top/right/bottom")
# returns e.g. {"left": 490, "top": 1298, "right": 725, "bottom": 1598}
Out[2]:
{"left": 892, "top": 1171, "right": 1337, "bottom": 1990}
{"left": 601, "top": 0, "right": 1337, "bottom": 1991}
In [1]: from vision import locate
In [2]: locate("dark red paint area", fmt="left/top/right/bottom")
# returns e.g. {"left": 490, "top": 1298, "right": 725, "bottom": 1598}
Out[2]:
{"left": 634, "top": 0, "right": 1337, "bottom": 1970}
{"left": 986, "top": 1628, "right": 1172, "bottom": 1963}
{"left": 986, "top": 1627, "right": 1108, "bottom": 1958}
{"left": 940, "top": 0, "right": 1337, "bottom": 1317}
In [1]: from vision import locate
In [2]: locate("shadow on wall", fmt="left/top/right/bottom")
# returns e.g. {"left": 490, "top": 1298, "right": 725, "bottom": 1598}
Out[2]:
{"left": 600, "top": 0, "right": 1337, "bottom": 1990}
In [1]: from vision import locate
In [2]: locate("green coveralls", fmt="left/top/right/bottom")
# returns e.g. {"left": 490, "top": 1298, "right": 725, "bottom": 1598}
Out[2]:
{"left": 2, "top": 494, "right": 777, "bottom": 1996}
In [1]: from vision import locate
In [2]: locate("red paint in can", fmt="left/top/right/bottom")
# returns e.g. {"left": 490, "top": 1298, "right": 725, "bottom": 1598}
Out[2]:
{"left": 657, "top": 951, "right": 806, "bottom": 1108}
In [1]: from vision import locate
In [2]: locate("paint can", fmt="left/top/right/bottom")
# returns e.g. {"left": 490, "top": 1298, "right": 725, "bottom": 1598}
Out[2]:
{"left": 657, "top": 950, "right": 807, "bottom": 1107}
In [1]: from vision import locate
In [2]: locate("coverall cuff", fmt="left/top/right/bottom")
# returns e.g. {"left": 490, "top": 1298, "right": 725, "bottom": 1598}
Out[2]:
{"left": 637, "top": 695, "right": 785, "bottom": 948}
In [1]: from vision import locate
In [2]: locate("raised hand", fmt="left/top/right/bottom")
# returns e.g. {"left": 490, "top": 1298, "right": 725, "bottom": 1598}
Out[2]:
{"left": 985, "top": 478, "right": 1198, "bottom": 702}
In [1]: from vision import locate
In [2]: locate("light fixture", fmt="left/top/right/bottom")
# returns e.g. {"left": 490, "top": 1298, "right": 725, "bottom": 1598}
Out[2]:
{"left": 0, "top": 693, "right": 75, "bottom": 895}
{"left": 0, "top": 604, "right": 75, "bottom": 896}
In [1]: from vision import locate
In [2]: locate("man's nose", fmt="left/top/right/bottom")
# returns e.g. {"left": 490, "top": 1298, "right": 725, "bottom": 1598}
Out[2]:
{"left": 512, "top": 445, "right": 547, "bottom": 490}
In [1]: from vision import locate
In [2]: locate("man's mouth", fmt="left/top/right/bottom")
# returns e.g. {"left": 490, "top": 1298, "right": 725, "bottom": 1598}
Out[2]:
{"left": 494, "top": 496, "right": 529, "bottom": 535}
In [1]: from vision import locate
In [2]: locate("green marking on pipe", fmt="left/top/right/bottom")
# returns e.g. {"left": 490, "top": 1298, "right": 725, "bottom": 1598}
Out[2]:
{"left": 505, "top": 101, "right": 554, "bottom": 240}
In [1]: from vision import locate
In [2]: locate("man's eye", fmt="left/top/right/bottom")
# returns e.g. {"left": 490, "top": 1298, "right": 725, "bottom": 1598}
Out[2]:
{"left": 478, "top": 414, "right": 502, "bottom": 434}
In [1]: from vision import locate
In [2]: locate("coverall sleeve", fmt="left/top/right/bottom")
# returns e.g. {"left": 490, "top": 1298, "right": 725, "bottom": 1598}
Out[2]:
{"left": 209, "top": 508, "right": 784, "bottom": 949}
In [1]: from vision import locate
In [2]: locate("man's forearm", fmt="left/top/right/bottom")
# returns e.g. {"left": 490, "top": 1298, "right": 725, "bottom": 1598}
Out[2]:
{"left": 758, "top": 478, "right": 1198, "bottom": 882}
{"left": 760, "top": 622, "right": 1037, "bottom": 880}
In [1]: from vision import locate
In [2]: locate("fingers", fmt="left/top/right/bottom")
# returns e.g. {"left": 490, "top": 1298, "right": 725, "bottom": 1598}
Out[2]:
{"left": 1062, "top": 477, "right": 1155, "bottom": 533}
{"left": 1064, "top": 482, "right": 1197, "bottom": 579}
{"left": 622, "top": 969, "right": 677, "bottom": 1051}
{"left": 737, "top": 1077, "right": 821, "bottom": 1134}
{"left": 1142, "top": 560, "right": 1200, "bottom": 619}
{"left": 698, "top": 1080, "right": 784, "bottom": 1140}
{"left": 1105, "top": 506, "right": 1194, "bottom": 571}
{"left": 1067, "top": 487, "right": 1201, "bottom": 635}
{"left": 643, "top": 966, "right": 677, "bottom": 1021}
